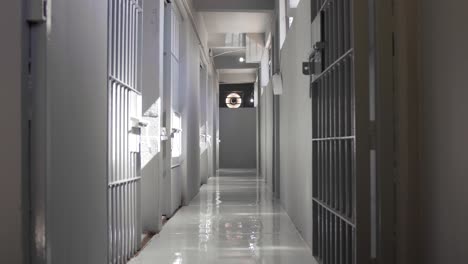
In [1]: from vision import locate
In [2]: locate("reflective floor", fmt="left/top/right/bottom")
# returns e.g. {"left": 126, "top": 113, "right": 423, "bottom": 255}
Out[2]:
{"left": 129, "top": 169, "right": 316, "bottom": 264}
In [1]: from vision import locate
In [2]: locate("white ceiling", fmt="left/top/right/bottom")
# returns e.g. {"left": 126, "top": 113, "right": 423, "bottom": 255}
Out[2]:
{"left": 202, "top": 12, "right": 272, "bottom": 33}
{"left": 218, "top": 68, "right": 257, "bottom": 74}
{"left": 211, "top": 47, "right": 246, "bottom": 57}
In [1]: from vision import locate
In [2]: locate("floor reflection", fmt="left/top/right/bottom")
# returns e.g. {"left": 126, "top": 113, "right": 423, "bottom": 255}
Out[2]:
{"left": 130, "top": 169, "right": 316, "bottom": 264}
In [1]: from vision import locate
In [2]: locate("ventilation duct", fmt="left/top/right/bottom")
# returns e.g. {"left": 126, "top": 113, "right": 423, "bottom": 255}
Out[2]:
{"left": 224, "top": 33, "right": 246, "bottom": 48}
{"left": 246, "top": 33, "right": 265, "bottom": 63}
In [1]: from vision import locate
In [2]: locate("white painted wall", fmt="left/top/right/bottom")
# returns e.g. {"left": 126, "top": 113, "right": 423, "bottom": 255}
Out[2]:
{"left": 259, "top": 84, "right": 274, "bottom": 188}
{"left": 278, "top": 0, "right": 313, "bottom": 247}
{"left": 0, "top": 1, "right": 25, "bottom": 263}
{"left": 420, "top": 1, "right": 468, "bottom": 262}
{"left": 141, "top": 0, "right": 163, "bottom": 233}
{"left": 180, "top": 16, "right": 202, "bottom": 204}
{"left": 219, "top": 73, "right": 257, "bottom": 84}
{"left": 177, "top": 0, "right": 219, "bottom": 204}
{"left": 199, "top": 66, "right": 209, "bottom": 184}
{"left": 44, "top": 0, "right": 108, "bottom": 262}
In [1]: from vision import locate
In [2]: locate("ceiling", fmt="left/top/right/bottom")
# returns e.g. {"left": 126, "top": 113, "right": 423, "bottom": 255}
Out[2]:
{"left": 202, "top": 12, "right": 272, "bottom": 34}
{"left": 201, "top": 9, "right": 270, "bottom": 80}
{"left": 218, "top": 69, "right": 258, "bottom": 74}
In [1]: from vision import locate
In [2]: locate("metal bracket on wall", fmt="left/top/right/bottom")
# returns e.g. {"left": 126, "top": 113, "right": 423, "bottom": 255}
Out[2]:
{"left": 302, "top": 62, "right": 313, "bottom": 75}
{"left": 27, "top": 0, "right": 47, "bottom": 23}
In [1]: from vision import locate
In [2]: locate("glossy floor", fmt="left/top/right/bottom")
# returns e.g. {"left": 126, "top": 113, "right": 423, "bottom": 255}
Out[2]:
{"left": 129, "top": 169, "right": 316, "bottom": 264}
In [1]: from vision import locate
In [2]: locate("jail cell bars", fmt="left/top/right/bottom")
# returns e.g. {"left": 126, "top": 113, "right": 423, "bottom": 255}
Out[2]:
{"left": 310, "top": 0, "right": 355, "bottom": 263}
{"left": 108, "top": 0, "right": 143, "bottom": 263}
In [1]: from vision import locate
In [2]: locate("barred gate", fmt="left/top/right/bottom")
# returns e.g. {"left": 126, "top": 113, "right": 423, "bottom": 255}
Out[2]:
{"left": 108, "top": 0, "right": 143, "bottom": 263}
{"left": 310, "top": 0, "right": 370, "bottom": 263}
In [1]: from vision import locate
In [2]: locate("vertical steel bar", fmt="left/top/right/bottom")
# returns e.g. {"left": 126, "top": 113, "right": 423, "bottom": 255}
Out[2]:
{"left": 120, "top": 88, "right": 124, "bottom": 263}
{"left": 124, "top": 91, "right": 129, "bottom": 261}
{"left": 328, "top": 3, "right": 332, "bottom": 66}
{"left": 112, "top": 86, "right": 117, "bottom": 263}
{"left": 133, "top": 4, "right": 137, "bottom": 88}
{"left": 108, "top": 84, "right": 113, "bottom": 263}
{"left": 332, "top": 69, "right": 336, "bottom": 210}
{"left": 117, "top": 0, "right": 122, "bottom": 79}
{"left": 324, "top": 7, "right": 329, "bottom": 67}
{"left": 345, "top": 0, "right": 351, "bottom": 51}
{"left": 337, "top": 0, "right": 344, "bottom": 56}
{"left": 129, "top": 3, "right": 134, "bottom": 88}
{"left": 113, "top": 0, "right": 117, "bottom": 77}
{"left": 125, "top": 0, "right": 129, "bottom": 84}
{"left": 331, "top": 0, "right": 335, "bottom": 62}
{"left": 328, "top": 75, "right": 332, "bottom": 205}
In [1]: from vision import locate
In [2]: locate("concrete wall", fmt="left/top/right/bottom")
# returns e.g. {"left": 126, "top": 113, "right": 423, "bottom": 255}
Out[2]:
{"left": 0, "top": 1, "right": 25, "bottom": 263}
{"left": 219, "top": 108, "right": 257, "bottom": 169}
{"left": 278, "top": 0, "right": 313, "bottom": 247}
{"left": 419, "top": 1, "right": 468, "bottom": 263}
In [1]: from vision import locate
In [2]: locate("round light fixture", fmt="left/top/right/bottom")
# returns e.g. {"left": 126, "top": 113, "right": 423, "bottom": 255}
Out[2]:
{"left": 239, "top": 57, "right": 245, "bottom": 63}
{"left": 226, "top": 93, "right": 242, "bottom": 108}
{"left": 250, "top": 98, "right": 254, "bottom": 103}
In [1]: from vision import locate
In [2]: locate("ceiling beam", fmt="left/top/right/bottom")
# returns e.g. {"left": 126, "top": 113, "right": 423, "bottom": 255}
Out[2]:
{"left": 194, "top": 0, "right": 275, "bottom": 12}
{"left": 214, "top": 56, "right": 259, "bottom": 69}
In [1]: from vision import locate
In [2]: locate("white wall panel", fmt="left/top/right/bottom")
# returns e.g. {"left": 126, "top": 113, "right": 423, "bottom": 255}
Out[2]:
{"left": 43, "top": 0, "right": 109, "bottom": 262}
{"left": 180, "top": 21, "right": 202, "bottom": 203}
{"left": 141, "top": 0, "right": 163, "bottom": 235}
{"left": 278, "top": 0, "right": 313, "bottom": 247}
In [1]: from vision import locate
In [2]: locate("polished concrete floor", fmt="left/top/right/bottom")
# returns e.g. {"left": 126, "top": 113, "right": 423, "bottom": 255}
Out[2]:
{"left": 129, "top": 169, "right": 316, "bottom": 264}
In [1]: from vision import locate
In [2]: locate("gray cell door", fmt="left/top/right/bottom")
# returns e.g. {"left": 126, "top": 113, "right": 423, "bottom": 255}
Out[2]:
{"left": 108, "top": 0, "right": 143, "bottom": 262}
{"left": 310, "top": 0, "right": 370, "bottom": 263}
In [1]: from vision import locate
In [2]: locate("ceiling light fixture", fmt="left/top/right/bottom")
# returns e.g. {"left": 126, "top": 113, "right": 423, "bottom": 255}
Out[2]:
{"left": 239, "top": 57, "right": 245, "bottom": 63}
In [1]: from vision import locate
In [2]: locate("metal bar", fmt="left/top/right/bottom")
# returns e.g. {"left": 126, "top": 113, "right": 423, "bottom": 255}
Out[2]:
{"left": 344, "top": 0, "right": 350, "bottom": 51}
{"left": 318, "top": 0, "right": 333, "bottom": 16}
{"left": 311, "top": 49, "right": 353, "bottom": 85}
{"left": 313, "top": 142, "right": 318, "bottom": 198}
{"left": 313, "top": 198, "right": 355, "bottom": 228}
{"left": 112, "top": 0, "right": 117, "bottom": 77}
{"left": 124, "top": 89, "right": 130, "bottom": 261}
{"left": 130, "top": 3, "right": 134, "bottom": 88}
{"left": 319, "top": 141, "right": 322, "bottom": 201}
{"left": 326, "top": 5, "right": 331, "bottom": 67}
{"left": 331, "top": 0, "right": 335, "bottom": 63}
{"left": 109, "top": 76, "right": 142, "bottom": 95}
{"left": 117, "top": 0, "right": 122, "bottom": 79}
{"left": 124, "top": 0, "right": 129, "bottom": 84}
{"left": 337, "top": 0, "right": 344, "bottom": 56}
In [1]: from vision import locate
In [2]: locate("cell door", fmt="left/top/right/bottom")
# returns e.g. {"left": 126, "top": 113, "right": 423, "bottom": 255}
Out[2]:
{"left": 108, "top": 0, "right": 143, "bottom": 263}
{"left": 310, "top": 0, "right": 370, "bottom": 263}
